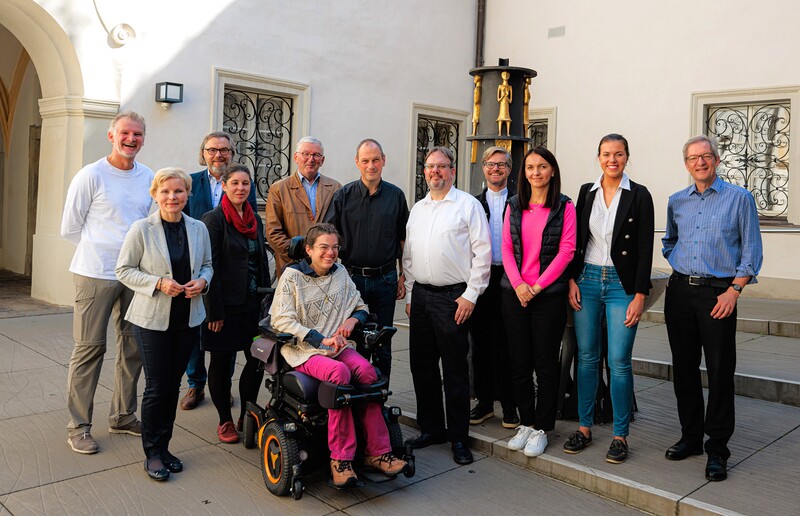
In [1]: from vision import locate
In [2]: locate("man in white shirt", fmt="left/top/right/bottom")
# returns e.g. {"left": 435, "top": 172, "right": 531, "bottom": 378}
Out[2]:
{"left": 60, "top": 111, "right": 154, "bottom": 454}
{"left": 402, "top": 146, "right": 491, "bottom": 465}
{"left": 469, "top": 147, "right": 519, "bottom": 429}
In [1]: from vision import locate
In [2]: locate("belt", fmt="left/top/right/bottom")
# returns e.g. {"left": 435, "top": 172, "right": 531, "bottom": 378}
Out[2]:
{"left": 345, "top": 261, "right": 396, "bottom": 277}
{"left": 672, "top": 272, "right": 733, "bottom": 289}
{"left": 416, "top": 282, "right": 467, "bottom": 293}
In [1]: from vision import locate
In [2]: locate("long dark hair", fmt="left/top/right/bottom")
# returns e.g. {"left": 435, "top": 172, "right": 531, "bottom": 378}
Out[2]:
{"left": 516, "top": 146, "right": 562, "bottom": 208}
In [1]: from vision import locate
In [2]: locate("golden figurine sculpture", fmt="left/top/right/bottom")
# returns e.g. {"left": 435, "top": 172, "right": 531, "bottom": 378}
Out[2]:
{"left": 472, "top": 75, "right": 482, "bottom": 136}
{"left": 523, "top": 77, "right": 531, "bottom": 128}
{"left": 496, "top": 71, "right": 512, "bottom": 136}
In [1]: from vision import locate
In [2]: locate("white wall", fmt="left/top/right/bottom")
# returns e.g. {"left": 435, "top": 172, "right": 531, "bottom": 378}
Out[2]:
{"left": 485, "top": 0, "right": 800, "bottom": 297}
{"left": 40, "top": 0, "right": 476, "bottom": 192}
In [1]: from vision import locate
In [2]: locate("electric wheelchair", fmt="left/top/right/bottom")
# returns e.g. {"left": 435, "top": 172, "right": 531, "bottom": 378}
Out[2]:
{"left": 242, "top": 237, "right": 415, "bottom": 500}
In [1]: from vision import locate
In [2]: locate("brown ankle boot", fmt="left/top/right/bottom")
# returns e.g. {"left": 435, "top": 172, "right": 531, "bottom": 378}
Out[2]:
{"left": 330, "top": 459, "right": 358, "bottom": 487}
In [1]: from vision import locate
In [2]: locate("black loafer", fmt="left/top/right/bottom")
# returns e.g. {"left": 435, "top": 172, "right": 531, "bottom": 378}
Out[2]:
{"left": 665, "top": 441, "right": 704, "bottom": 461}
{"left": 563, "top": 429, "right": 592, "bottom": 454}
{"left": 144, "top": 458, "right": 170, "bottom": 481}
{"left": 405, "top": 432, "right": 447, "bottom": 449}
{"left": 162, "top": 451, "right": 183, "bottom": 473}
{"left": 705, "top": 454, "right": 727, "bottom": 481}
{"left": 605, "top": 439, "right": 628, "bottom": 464}
{"left": 452, "top": 441, "right": 473, "bottom": 465}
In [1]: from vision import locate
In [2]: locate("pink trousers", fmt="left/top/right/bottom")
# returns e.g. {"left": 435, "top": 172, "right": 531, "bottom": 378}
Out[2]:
{"left": 296, "top": 348, "right": 391, "bottom": 460}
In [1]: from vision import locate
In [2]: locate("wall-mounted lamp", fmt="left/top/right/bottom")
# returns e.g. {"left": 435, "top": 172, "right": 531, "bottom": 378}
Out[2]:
{"left": 155, "top": 82, "right": 183, "bottom": 109}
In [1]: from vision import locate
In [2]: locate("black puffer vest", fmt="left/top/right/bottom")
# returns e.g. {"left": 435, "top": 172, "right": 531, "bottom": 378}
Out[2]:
{"left": 501, "top": 193, "right": 571, "bottom": 294}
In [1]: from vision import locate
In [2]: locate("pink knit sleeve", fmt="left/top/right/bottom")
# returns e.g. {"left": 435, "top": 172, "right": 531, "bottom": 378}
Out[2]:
{"left": 502, "top": 209, "right": 525, "bottom": 289}
{"left": 536, "top": 201, "right": 577, "bottom": 290}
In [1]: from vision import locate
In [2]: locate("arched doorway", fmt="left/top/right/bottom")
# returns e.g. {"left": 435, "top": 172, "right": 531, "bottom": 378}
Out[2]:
{"left": 1, "top": 1, "right": 105, "bottom": 305}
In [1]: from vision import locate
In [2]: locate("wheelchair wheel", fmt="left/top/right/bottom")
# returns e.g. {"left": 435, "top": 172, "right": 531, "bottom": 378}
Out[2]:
{"left": 243, "top": 412, "right": 257, "bottom": 449}
{"left": 291, "top": 479, "right": 304, "bottom": 500}
{"left": 260, "top": 422, "right": 300, "bottom": 497}
{"left": 386, "top": 418, "right": 405, "bottom": 453}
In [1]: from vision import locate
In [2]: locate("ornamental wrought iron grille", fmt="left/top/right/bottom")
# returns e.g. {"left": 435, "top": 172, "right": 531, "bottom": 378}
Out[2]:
{"left": 527, "top": 119, "right": 549, "bottom": 148}
{"left": 223, "top": 87, "right": 293, "bottom": 203}
{"left": 706, "top": 102, "right": 790, "bottom": 220}
{"left": 415, "top": 116, "right": 459, "bottom": 202}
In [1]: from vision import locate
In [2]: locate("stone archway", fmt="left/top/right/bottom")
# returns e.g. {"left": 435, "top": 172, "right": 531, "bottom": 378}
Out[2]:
{"left": 2, "top": 1, "right": 111, "bottom": 305}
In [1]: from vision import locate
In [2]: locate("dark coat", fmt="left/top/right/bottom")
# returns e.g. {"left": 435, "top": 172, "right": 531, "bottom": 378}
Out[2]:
{"left": 201, "top": 206, "right": 267, "bottom": 321}
{"left": 568, "top": 180, "right": 654, "bottom": 295}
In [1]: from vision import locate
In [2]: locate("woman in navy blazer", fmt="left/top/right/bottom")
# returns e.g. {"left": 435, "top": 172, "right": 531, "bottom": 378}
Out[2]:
{"left": 564, "top": 134, "right": 654, "bottom": 464}
{"left": 201, "top": 164, "right": 269, "bottom": 444}
{"left": 117, "top": 167, "right": 213, "bottom": 481}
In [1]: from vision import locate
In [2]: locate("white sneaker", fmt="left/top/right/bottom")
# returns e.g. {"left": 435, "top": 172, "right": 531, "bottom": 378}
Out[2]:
{"left": 508, "top": 425, "right": 534, "bottom": 450}
{"left": 523, "top": 429, "right": 548, "bottom": 457}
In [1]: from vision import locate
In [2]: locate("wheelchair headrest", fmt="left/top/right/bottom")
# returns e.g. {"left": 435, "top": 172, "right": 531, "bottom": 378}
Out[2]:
{"left": 288, "top": 235, "right": 306, "bottom": 261}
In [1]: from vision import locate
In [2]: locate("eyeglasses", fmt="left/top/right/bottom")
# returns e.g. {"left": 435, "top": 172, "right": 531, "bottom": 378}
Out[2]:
{"left": 298, "top": 151, "right": 324, "bottom": 160}
{"left": 205, "top": 147, "right": 232, "bottom": 155}
{"left": 685, "top": 153, "right": 716, "bottom": 164}
{"left": 483, "top": 161, "right": 509, "bottom": 169}
{"left": 314, "top": 244, "right": 340, "bottom": 253}
{"left": 423, "top": 163, "right": 452, "bottom": 170}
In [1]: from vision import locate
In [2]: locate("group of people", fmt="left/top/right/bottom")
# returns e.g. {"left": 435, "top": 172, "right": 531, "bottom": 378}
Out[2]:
{"left": 60, "top": 109, "right": 762, "bottom": 486}
{"left": 401, "top": 135, "right": 761, "bottom": 484}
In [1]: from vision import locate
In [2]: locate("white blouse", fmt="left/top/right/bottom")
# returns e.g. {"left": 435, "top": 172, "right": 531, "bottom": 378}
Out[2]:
{"left": 584, "top": 173, "right": 631, "bottom": 267}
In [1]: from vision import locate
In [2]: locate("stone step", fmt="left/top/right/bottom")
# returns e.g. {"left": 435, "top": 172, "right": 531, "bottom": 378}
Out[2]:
{"left": 632, "top": 357, "right": 800, "bottom": 407}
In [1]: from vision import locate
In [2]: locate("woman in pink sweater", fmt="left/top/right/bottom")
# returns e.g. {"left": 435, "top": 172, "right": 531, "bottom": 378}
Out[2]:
{"left": 501, "top": 146, "right": 576, "bottom": 457}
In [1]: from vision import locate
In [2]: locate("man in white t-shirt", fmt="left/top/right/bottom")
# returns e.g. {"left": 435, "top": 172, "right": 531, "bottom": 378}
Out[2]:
{"left": 60, "top": 111, "right": 154, "bottom": 454}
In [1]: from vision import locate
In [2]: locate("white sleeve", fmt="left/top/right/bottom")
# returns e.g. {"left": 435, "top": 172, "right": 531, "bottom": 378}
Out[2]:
{"left": 60, "top": 170, "right": 93, "bottom": 246}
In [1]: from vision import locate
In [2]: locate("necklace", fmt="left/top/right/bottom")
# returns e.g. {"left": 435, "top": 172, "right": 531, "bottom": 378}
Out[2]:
{"left": 313, "top": 274, "right": 334, "bottom": 304}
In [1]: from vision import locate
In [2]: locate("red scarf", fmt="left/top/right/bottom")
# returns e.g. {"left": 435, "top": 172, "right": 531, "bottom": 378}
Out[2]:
{"left": 221, "top": 194, "right": 257, "bottom": 240}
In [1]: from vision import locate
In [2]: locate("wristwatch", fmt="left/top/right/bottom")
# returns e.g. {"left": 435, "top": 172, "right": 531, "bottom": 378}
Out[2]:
{"left": 730, "top": 284, "right": 743, "bottom": 293}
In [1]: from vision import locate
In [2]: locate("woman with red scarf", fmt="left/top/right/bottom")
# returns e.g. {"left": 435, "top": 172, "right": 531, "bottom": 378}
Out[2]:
{"left": 202, "top": 164, "right": 269, "bottom": 443}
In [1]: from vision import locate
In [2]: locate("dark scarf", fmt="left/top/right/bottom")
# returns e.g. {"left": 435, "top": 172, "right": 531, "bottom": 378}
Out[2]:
{"left": 221, "top": 194, "right": 257, "bottom": 239}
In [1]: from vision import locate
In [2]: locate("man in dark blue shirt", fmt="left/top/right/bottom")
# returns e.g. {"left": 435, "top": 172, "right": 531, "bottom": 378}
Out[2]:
{"left": 324, "top": 139, "right": 409, "bottom": 382}
{"left": 661, "top": 135, "right": 762, "bottom": 482}
{"left": 180, "top": 131, "right": 258, "bottom": 410}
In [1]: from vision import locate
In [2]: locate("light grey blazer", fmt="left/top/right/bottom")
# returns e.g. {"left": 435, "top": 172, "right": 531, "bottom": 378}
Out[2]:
{"left": 116, "top": 211, "right": 213, "bottom": 331}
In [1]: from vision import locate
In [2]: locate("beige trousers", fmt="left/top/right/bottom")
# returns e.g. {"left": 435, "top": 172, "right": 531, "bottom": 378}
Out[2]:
{"left": 66, "top": 274, "right": 142, "bottom": 436}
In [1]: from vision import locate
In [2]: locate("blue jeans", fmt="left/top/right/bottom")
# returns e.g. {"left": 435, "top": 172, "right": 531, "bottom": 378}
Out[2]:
{"left": 573, "top": 264, "right": 637, "bottom": 437}
{"left": 350, "top": 270, "right": 398, "bottom": 380}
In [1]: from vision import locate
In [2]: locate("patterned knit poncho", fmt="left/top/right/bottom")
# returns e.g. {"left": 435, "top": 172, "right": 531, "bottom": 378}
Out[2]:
{"left": 270, "top": 264, "right": 368, "bottom": 367}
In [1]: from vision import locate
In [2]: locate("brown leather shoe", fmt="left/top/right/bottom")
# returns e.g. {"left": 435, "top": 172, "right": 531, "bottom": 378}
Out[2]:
{"left": 330, "top": 459, "right": 359, "bottom": 487}
{"left": 180, "top": 388, "right": 205, "bottom": 410}
{"left": 365, "top": 452, "right": 407, "bottom": 476}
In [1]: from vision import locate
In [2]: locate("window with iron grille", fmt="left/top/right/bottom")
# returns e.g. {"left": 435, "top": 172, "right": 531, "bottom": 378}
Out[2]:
{"left": 527, "top": 119, "right": 549, "bottom": 148}
{"left": 223, "top": 87, "right": 293, "bottom": 203}
{"left": 415, "top": 116, "right": 460, "bottom": 202}
{"left": 706, "top": 102, "right": 790, "bottom": 221}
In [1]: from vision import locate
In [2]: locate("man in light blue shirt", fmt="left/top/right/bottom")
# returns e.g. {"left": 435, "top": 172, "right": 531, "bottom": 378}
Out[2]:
{"left": 661, "top": 135, "right": 763, "bottom": 482}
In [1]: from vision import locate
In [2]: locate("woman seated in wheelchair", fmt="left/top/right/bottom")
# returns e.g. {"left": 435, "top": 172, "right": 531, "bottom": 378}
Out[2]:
{"left": 270, "top": 223, "right": 407, "bottom": 487}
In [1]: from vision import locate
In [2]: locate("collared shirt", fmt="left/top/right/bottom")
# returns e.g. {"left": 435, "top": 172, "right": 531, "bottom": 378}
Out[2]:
{"left": 402, "top": 187, "right": 491, "bottom": 304}
{"left": 585, "top": 173, "right": 631, "bottom": 267}
{"left": 299, "top": 171, "right": 320, "bottom": 217}
{"left": 208, "top": 171, "right": 223, "bottom": 208}
{"left": 662, "top": 175, "right": 763, "bottom": 281}
{"left": 486, "top": 187, "right": 508, "bottom": 264}
{"left": 323, "top": 179, "right": 409, "bottom": 267}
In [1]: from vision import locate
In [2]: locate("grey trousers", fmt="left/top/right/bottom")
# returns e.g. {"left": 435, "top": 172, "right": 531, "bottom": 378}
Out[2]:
{"left": 66, "top": 274, "right": 142, "bottom": 436}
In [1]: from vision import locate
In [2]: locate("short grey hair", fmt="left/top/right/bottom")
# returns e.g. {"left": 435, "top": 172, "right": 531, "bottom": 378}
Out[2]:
{"left": 198, "top": 131, "right": 236, "bottom": 166}
{"left": 481, "top": 146, "right": 512, "bottom": 168}
{"left": 424, "top": 146, "right": 455, "bottom": 166}
{"left": 356, "top": 138, "right": 384, "bottom": 158}
{"left": 295, "top": 136, "right": 325, "bottom": 155}
{"left": 683, "top": 135, "right": 720, "bottom": 160}
{"left": 109, "top": 111, "right": 146, "bottom": 134}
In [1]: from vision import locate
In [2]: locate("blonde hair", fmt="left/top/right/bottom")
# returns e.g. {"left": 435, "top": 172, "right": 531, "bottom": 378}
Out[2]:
{"left": 150, "top": 167, "right": 192, "bottom": 197}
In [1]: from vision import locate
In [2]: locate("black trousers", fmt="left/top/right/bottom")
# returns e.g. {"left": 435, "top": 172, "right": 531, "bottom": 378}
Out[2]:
{"left": 469, "top": 265, "right": 515, "bottom": 408}
{"left": 409, "top": 283, "right": 470, "bottom": 443}
{"left": 664, "top": 275, "right": 737, "bottom": 459}
{"left": 502, "top": 288, "right": 567, "bottom": 430}
{"left": 134, "top": 325, "right": 197, "bottom": 459}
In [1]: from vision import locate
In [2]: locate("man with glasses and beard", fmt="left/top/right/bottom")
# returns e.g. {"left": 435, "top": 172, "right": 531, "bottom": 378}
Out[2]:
{"left": 179, "top": 131, "right": 258, "bottom": 411}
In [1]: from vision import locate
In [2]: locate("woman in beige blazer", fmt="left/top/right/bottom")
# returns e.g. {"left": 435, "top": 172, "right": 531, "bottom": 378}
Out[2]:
{"left": 116, "top": 167, "right": 213, "bottom": 482}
